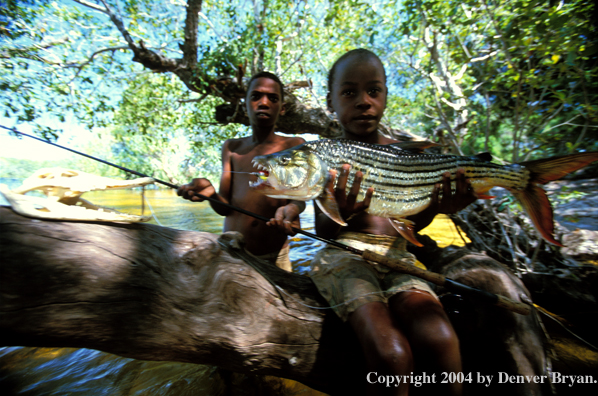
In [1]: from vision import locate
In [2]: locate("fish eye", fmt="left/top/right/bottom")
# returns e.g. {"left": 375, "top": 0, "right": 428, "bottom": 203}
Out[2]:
{"left": 279, "top": 155, "right": 291, "bottom": 165}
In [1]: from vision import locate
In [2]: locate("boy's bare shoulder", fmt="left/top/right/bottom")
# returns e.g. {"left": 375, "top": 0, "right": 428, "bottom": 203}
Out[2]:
{"left": 281, "top": 135, "right": 306, "bottom": 148}
{"left": 223, "top": 136, "right": 252, "bottom": 152}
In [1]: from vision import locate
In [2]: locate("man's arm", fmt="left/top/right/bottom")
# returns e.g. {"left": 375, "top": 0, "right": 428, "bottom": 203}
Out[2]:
{"left": 176, "top": 141, "right": 234, "bottom": 217}
{"left": 265, "top": 136, "right": 309, "bottom": 234}
{"left": 266, "top": 200, "right": 306, "bottom": 235}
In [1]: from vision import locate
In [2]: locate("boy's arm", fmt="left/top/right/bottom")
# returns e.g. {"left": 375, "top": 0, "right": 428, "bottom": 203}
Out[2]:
{"left": 410, "top": 169, "right": 478, "bottom": 232}
{"left": 265, "top": 136, "right": 308, "bottom": 234}
{"left": 176, "top": 141, "right": 234, "bottom": 217}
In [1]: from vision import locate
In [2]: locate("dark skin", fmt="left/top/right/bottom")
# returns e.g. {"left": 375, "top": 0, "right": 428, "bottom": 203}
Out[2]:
{"left": 320, "top": 54, "right": 478, "bottom": 396}
{"left": 177, "top": 77, "right": 305, "bottom": 257}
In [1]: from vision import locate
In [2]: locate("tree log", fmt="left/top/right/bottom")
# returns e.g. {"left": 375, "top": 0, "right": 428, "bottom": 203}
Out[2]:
{"left": 3, "top": 207, "right": 582, "bottom": 395}
{"left": 0, "top": 206, "right": 362, "bottom": 394}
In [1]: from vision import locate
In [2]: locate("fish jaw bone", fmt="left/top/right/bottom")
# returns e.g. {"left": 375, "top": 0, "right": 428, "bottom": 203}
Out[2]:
{"left": 250, "top": 145, "right": 329, "bottom": 200}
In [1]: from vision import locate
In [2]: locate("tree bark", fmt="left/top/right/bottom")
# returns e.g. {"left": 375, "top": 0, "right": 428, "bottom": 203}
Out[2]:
{"left": 3, "top": 207, "right": 581, "bottom": 396}
{"left": 0, "top": 206, "right": 362, "bottom": 395}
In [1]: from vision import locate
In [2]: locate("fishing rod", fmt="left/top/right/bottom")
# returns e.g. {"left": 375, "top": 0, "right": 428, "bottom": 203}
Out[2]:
{"left": 2, "top": 125, "right": 532, "bottom": 315}
{"left": 0, "top": 125, "right": 354, "bottom": 250}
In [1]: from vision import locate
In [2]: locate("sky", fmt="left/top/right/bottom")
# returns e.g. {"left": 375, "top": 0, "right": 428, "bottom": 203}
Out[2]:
{"left": 0, "top": 116, "right": 92, "bottom": 161}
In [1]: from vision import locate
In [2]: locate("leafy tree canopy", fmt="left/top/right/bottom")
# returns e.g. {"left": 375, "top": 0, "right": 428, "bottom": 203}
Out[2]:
{"left": 1, "top": 0, "right": 596, "bottom": 182}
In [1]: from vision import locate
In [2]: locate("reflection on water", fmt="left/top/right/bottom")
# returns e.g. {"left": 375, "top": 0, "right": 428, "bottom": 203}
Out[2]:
{"left": 0, "top": 187, "right": 462, "bottom": 395}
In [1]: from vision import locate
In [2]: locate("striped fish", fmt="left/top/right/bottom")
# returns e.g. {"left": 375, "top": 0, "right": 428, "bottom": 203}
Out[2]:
{"left": 250, "top": 139, "right": 598, "bottom": 247}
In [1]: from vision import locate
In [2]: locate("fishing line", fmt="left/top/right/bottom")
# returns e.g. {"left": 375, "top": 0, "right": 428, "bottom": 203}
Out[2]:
{"left": 536, "top": 307, "right": 598, "bottom": 351}
{"left": 1, "top": 125, "right": 532, "bottom": 316}
{"left": 224, "top": 170, "right": 269, "bottom": 178}
{"left": 142, "top": 195, "right": 164, "bottom": 227}
{"left": 0, "top": 125, "right": 353, "bottom": 252}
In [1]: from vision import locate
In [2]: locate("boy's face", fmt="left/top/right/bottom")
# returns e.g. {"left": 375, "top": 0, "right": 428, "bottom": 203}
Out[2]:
{"left": 327, "top": 56, "right": 387, "bottom": 138}
{"left": 246, "top": 77, "right": 285, "bottom": 129}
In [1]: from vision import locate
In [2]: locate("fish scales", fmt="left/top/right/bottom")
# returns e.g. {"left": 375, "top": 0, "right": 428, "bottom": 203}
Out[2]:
{"left": 303, "top": 139, "right": 530, "bottom": 218}
{"left": 3, "top": 126, "right": 597, "bottom": 251}
{"left": 251, "top": 138, "right": 598, "bottom": 246}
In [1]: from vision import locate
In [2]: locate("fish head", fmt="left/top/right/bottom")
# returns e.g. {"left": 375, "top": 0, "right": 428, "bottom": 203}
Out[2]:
{"left": 250, "top": 145, "right": 328, "bottom": 200}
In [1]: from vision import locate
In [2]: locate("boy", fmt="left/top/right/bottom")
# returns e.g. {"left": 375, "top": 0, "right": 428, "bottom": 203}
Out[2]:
{"left": 177, "top": 71, "right": 305, "bottom": 272}
{"left": 311, "top": 49, "right": 477, "bottom": 395}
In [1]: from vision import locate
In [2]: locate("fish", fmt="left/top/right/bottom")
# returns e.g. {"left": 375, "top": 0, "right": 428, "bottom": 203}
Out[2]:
{"left": 250, "top": 138, "right": 598, "bottom": 247}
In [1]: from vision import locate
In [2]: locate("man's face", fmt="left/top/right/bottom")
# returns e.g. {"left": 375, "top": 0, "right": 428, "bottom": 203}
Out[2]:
{"left": 327, "top": 56, "right": 387, "bottom": 138}
{"left": 246, "top": 77, "right": 285, "bottom": 128}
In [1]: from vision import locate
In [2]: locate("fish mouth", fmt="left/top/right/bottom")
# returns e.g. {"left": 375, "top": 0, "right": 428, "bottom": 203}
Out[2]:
{"left": 249, "top": 161, "right": 273, "bottom": 190}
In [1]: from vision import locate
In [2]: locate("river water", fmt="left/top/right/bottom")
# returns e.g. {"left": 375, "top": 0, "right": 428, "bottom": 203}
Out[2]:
{"left": 0, "top": 186, "right": 465, "bottom": 395}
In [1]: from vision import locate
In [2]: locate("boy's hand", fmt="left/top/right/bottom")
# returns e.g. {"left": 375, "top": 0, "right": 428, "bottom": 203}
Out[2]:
{"left": 267, "top": 202, "right": 305, "bottom": 235}
{"left": 431, "top": 168, "right": 478, "bottom": 214}
{"left": 327, "top": 164, "right": 374, "bottom": 220}
{"left": 408, "top": 169, "right": 477, "bottom": 232}
{"left": 176, "top": 178, "right": 216, "bottom": 202}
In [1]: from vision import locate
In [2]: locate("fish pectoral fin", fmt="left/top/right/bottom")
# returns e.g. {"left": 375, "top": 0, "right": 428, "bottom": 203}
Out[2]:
{"left": 316, "top": 192, "right": 347, "bottom": 226}
{"left": 389, "top": 218, "right": 423, "bottom": 247}
{"left": 473, "top": 186, "right": 495, "bottom": 200}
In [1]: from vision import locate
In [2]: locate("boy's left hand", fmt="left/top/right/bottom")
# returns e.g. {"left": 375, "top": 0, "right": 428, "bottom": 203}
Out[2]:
{"left": 266, "top": 202, "right": 304, "bottom": 235}
{"left": 432, "top": 168, "right": 478, "bottom": 214}
{"left": 409, "top": 168, "right": 478, "bottom": 232}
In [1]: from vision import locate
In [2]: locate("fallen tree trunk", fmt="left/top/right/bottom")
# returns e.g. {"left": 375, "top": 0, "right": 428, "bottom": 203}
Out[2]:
{"left": 0, "top": 206, "right": 561, "bottom": 395}
{"left": 0, "top": 206, "right": 362, "bottom": 394}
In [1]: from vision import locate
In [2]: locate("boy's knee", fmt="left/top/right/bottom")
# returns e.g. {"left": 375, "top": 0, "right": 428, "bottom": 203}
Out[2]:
{"left": 419, "top": 318, "right": 460, "bottom": 354}
{"left": 371, "top": 333, "right": 414, "bottom": 374}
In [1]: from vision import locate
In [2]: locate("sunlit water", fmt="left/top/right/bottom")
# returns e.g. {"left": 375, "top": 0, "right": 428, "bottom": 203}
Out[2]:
{"left": 0, "top": 184, "right": 464, "bottom": 395}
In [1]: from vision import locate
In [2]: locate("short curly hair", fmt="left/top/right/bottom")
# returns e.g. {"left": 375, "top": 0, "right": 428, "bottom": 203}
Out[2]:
{"left": 327, "top": 49, "right": 386, "bottom": 94}
{"left": 246, "top": 71, "right": 284, "bottom": 102}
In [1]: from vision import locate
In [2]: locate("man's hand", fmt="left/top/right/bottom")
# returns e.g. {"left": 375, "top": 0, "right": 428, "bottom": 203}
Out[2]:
{"left": 266, "top": 201, "right": 305, "bottom": 235}
{"left": 176, "top": 178, "right": 216, "bottom": 202}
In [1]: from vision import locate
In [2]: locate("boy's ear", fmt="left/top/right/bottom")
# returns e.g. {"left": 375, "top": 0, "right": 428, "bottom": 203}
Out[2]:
{"left": 279, "top": 102, "right": 286, "bottom": 116}
{"left": 326, "top": 92, "right": 333, "bottom": 113}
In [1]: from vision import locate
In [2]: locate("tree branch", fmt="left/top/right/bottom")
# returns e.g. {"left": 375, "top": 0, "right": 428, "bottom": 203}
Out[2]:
{"left": 182, "top": 0, "right": 203, "bottom": 66}
{"left": 0, "top": 207, "right": 363, "bottom": 395}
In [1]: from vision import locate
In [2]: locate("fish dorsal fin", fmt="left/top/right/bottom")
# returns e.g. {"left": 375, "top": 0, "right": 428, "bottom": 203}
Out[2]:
{"left": 474, "top": 152, "right": 493, "bottom": 162}
{"left": 389, "top": 218, "right": 423, "bottom": 247}
{"left": 316, "top": 190, "right": 347, "bottom": 226}
{"left": 386, "top": 140, "right": 441, "bottom": 153}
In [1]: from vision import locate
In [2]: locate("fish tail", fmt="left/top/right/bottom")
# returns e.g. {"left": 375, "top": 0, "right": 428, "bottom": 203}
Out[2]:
{"left": 521, "top": 152, "right": 598, "bottom": 184}
{"left": 515, "top": 152, "right": 598, "bottom": 246}
{"left": 512, "top": 186, "right": 562, "bottom": 247}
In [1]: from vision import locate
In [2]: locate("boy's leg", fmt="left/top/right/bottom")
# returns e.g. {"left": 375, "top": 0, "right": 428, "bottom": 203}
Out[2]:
{"left": 388, "top": 290, "right": 462, "bottom": 396}
{"left": 348, "top": 302, "right": 413, "bottom": 396}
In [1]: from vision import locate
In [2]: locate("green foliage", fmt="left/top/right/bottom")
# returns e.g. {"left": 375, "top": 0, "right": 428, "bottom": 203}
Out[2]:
{"left": 394, "top": 0, "right": 597, "bottom": 161}
{"left": 109, "top": 72, "right": 241, "bottom": 184}
{"left": 0, "top": 156, "right": 78, "bottom": 179}
{"left": 0, "top": 0, "right": 50, "bottom": 39}
{"left": 0, "top": 0, "right": 596, "bottom": 179}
